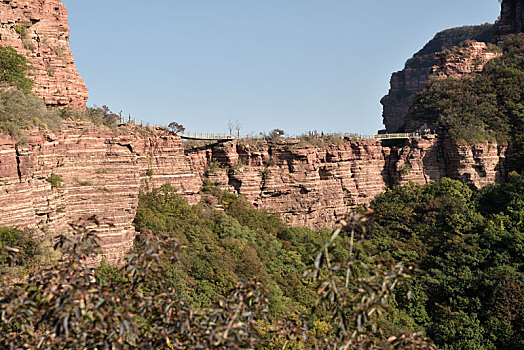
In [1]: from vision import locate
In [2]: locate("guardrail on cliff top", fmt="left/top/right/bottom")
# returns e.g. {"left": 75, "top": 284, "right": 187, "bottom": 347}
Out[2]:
{"left": 179, "top": 131, "right": 234, "bottom": 141}
{"left": 372, "top": 133, "right": 423, "bottom": 140}
{"left": 116, "top": 115, "right": 431, "bottom": 141}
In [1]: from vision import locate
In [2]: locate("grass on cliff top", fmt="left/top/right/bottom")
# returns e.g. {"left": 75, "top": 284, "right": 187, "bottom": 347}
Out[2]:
{"left": 0, "top": 88, "right": 120, "bottom": 144}
{"left": 0, "top": 44, "right": 120, "bottom": 143}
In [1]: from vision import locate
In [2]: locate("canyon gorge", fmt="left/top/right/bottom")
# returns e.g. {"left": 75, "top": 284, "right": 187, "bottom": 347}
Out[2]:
{"left": 0, "top": 124, "right": 508, "bottom": 262}
{"left": 0, "top": 0, "right": 521, "bottom": 262}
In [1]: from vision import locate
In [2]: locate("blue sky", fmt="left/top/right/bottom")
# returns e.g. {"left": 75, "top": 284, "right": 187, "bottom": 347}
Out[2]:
{"left": 62, "top": 0, "right": 501, "bottom": 136}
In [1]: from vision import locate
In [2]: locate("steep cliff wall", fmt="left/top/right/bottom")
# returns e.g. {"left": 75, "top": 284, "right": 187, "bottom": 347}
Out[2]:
{"left": 185, "top": 136, "right": 506, "bottom": 229}
{"left": 0, "top": 122, "right": 201, "bottom": 262}
{"left": 380, "top": 24, "right": 496, "bottom": 133}
{"left": 494, "top": 0, "right": 524, "bottom": 41}
{"left": 0, "top": 0, "right": 88, "bottom": 109}
{"left": 0, "top": 125, "right": 508, "bottom": 260}
{"left": 381, "top": 0, "right": 524, "bottom": 133}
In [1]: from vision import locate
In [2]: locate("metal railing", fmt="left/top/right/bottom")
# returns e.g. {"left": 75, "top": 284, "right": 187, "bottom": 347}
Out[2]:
{"left": 179, "top": 131, "right": 234, "bottom": 141}
{"left": 372, "top": 133, "right": 422, "bottom": 140}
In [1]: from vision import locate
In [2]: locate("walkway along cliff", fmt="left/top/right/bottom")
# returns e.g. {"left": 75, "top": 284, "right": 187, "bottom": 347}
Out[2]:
{"left": 0, "top": 124, "right": 508, "bottom": 262}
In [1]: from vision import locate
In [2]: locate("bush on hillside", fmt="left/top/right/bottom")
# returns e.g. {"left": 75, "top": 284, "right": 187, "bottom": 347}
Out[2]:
{"left": 0, "top": 89, "right": 62, "bottom": 142}
{"left": 0, "top": 45, "right": 33, "bottom": 93}
{"left": 83, "top": 105, "right": 119, "bottom": 128}
{"left": 0, "top": 209, "right": 434, "bottom": 348}
{"left": 368, "top": 177, "right": 524, "bottom": 349}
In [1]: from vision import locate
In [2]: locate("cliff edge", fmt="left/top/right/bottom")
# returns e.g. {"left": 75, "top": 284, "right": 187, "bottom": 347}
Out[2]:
{"left": 380, "top": 24, "right": 496, "bottom": 133}
{"left": 0, "top": 0, "right": 88, "bottom": 110}
{"left": 382, "top": 0, "right": 524, "bottom": 133}
{"left": 0, "top": 126, "right": 508, "bottom": 262}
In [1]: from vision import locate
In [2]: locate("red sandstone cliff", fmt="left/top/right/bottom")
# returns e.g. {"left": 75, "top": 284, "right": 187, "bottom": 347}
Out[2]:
{"left": 381, "top": 0, "right": 524, "bottom": 133}
{"left": 0, "top": 122, "right": 201, "bottom": 262}
{"left": 431, "top": 41, "right": 501, "bottom": 79}
{"left": 0, "top": 125, "right": 508, "bottom": 261}
{"left": 0, "top": 0, "right": 88, "bottom": 109}
{"left": 380, "top": 24, "right": 496, "bottom": 133}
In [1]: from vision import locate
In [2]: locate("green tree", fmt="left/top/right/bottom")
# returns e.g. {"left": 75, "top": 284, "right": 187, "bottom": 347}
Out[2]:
{"left": 0, "top": 45, "right": 32, "bottom": 93}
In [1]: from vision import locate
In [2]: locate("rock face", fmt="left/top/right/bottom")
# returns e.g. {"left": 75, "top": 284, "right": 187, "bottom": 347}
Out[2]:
{"left": 401, "top": 41, "right": 502, "bottom": 133}
{"left": 381, "top": 0, "right": 524, "bottom": 133}
{"left": 431, "top": 41, "right": 501, "bottom": 79}
{"left": 494, "top": 0, "right": 524, "bottom": 41}
{"left": 0, "top": 0, "right": 88, "bottom": 109}
{"left": 0, "top": 122, "right": 201, "bottom": 262}
{"left": 0, "top": 126, "right": 509, "bottom": 261}
{"left": 186, "top": 137, "right": 507, "bottom": 229}
{"left": 380, "top": 24, "right": 496, "bottom": 133}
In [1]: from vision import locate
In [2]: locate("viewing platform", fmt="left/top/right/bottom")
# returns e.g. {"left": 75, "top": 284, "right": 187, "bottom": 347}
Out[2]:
{"left": 179, "top": 131, "right": 234, "bottom": 141}
{"left": 372, "top": 133, "right": 431, "bottom": 140}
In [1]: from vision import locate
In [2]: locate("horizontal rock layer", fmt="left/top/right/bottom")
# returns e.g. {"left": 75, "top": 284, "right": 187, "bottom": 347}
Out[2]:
{"left": 0, "top": 125, "right": 508, "bottom": 262}
{"left": 380, "top": 24, "right": 496, "bottom": 133}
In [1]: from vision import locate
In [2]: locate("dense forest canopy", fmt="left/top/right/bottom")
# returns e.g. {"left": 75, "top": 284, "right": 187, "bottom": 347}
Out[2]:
{"left": 1, "top": 176, "right": 522, "bottom": 348}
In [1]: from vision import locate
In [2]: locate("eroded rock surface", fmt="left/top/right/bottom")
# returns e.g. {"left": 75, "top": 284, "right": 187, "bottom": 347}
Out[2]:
{"left": 0, "top": 125, "right": 509, "bottom": 261}
{"left": 494, "top": 0, "right": 524, "bottom": 41}
{"left": 431, "top": 41, "right": 501, "bottom": 79}
{"left": 380, "top": 24, "right": 496, "bottom": 133}
{"left": 0, "top": 0, "right": 88, "bottom": 109}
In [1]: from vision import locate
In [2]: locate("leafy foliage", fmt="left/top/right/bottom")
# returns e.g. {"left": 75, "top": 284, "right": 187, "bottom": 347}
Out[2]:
{"left": 2, "top": 177, "right": 520, "bottom": 348}
{"left": 368, "top": 177, "right": 524, "bottom": 349}
{"left": 0, "top": 45, "right": 32, "bottom": 93}
{"left": 0, "top": 209, "right": 434, "bottom": 348}
{"left": 83, "top": 105, "right": 119, "bottom": 128}
{"left": 45, "top": 173, "right": 63, "bottom": 188}
{"left": 0, "top": 89, "right": 62, "bottom": 142}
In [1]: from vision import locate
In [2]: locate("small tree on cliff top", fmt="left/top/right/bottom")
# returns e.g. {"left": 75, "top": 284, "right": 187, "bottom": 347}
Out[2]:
{"left": 0, "top": 45, "right": 33, "bottom": 93}
{"left": 168, "top": 121, "right": 185, "bottom": 134}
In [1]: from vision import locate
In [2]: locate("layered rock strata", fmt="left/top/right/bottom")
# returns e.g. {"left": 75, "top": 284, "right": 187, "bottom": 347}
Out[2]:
{"left": 380, "top": 24, "right": 496, "bottom": 133}
{"left": 0, "top": 0, "right": 88, "bottom": 109}
{"left": 185, "top": 136, "right": 507, "bottom": 229}
{"left": 0, "top": 122, "right": 201, "bottom": 262}
{"left": 431, "top": 41, "right": 501, "bottom": 79}
{"left": 0, "top": 126, "right": 508, "bottom": 260}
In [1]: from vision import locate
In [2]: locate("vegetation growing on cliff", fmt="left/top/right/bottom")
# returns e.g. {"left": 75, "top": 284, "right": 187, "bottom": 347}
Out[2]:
{"left": 0, "top": 45, "right": 32, "bottom": 93}
{"left": 0, "top": 201, "right": 433, "bottom": 349}
{"left": 0, "top": 43, "right": 119, "bottom": 140}
{"left": 407, "top": 34, "right": 524, "bottom": 171}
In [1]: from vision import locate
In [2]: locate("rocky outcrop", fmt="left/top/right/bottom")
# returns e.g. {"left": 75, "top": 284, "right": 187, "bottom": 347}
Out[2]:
{"left": 400, "top": 41, "right": 502, "bottom": 133}
{"left": 431, "top": 41, "right": 501, "bottom": 79}
{"left": 380, "top": 24, "right": 496, "bottom": 133}
{"left": 185, "top": 136, "right": 507, "bottom": 229}
{"left": 0, "top": 125, "right": 509, "bottom": 260}
{"left": 0, "top": 0, "right": 88, "bottom": 109}
{"left": 494, "top": 0, "right": 524, "bottom": 41}
{"left": 0, "top": 122, "right": 201, "bottom": 262}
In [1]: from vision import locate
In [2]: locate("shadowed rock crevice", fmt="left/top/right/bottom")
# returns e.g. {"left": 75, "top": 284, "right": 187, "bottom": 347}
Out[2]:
{"left": 14, "top": 145, "right": 22, "bottom": 183}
